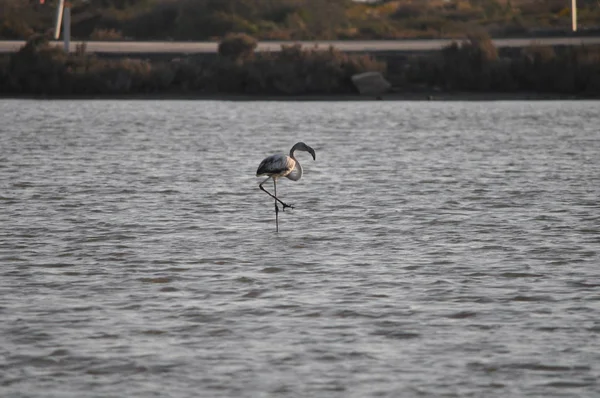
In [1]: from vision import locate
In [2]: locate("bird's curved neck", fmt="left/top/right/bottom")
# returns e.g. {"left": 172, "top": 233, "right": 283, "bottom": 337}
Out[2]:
{"left": 287, "top": 157, "right": 303, "bottom": 181}
{"left": 289, "top": 143, "right": 305, "bottom": 160}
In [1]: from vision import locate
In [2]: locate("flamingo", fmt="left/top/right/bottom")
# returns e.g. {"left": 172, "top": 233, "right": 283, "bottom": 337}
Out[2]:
{"left": 256, "top": 142, "right": 316, "bottom": 232}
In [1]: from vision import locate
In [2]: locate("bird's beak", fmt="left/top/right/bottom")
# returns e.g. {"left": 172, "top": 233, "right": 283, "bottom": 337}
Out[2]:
{"left": 309, "top": 148, "right": 316, "bottom": 160}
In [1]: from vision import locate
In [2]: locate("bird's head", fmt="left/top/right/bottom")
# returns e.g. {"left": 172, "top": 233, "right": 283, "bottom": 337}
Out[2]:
{"left": 292, "top": 142, "right": 316, "bottom": 160}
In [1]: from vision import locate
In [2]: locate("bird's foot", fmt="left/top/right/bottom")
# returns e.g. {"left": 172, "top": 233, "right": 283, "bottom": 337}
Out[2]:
{"left": 282, "top": 203, "right": 294, "bottom": 211}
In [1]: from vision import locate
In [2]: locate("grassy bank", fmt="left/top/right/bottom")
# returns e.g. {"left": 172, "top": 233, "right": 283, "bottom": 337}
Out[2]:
{"left": 2, "top": 0, "right": 600, "bottom": 41}
{"left": 1, "top": 34, "right": 599, "bottom": 98}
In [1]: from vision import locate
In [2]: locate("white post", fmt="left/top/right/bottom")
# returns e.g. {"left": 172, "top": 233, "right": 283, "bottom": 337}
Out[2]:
{"left": 572, "top": 0, "right": 578, "bottom": 32}
{"left": 54, "top": 0, "right": 65, "bottom": 40}
{"left": 63, "top": 7, "right": 71, "bottom": 52}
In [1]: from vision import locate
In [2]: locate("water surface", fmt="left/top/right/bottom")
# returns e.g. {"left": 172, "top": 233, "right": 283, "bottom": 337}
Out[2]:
{"left": 1, "top": 99, "right": 599, "bottom": 397}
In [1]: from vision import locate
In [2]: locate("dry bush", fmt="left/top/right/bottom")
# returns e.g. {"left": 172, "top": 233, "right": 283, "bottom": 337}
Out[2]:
{"left": 0, "top": 17, "right": 35, "bottom": 39}
{"left": 90, "top": 28, "right": 124, "bottom": 41}
{"left": 5, "top": 34, "right": 69, "bottom": 93}
{"left": 218, "top": 33, "right": 257, "bottom": 61}
{"left": 94, "top": 58, "right": 153, "bottom": 92}
{"left": 466, "top": 31, "right": 498, "bottom": 62}
{"left": 242, "top": 44, "right": 386, "bottom": 95}
{"left": 438, "top": 31, "right": 500, "bottom": 90}
{"left": 75, "top": 42, "right": 88, "bottom": 57}
{"left": 522, "top": 44, "right": 556, "bottom": 64}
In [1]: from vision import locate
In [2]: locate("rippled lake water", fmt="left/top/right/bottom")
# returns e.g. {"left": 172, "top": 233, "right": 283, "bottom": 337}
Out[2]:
{"left": 1, "top": 99, "right": 599, "bottom": 397}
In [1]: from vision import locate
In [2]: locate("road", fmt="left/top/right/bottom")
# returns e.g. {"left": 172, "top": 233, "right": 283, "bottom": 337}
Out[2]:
{"left": 1, "top": 37, "right": 599, "bottom": 54}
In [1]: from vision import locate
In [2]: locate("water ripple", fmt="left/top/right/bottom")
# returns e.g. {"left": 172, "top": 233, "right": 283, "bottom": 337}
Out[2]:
{"left": 1, "top": 99, "right": 599, "bottom": 397}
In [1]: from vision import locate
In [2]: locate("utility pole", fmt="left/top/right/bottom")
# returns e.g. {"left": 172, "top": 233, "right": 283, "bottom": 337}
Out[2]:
{"left": 572, "top": 0, "right": 578, "bottom": 32}
{"left": 54, "top": 0, "right": 65, "bottom": 40}
{"left": 63, "top": 6, "right": 70, "bottom": 52}
{"left": 53, "top": 0, "right": 70, "bottom": 52}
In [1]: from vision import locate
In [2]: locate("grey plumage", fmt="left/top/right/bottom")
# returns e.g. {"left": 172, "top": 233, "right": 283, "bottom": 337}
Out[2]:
{"left": 256, "top": 154, "right": 295, "bottom": 178}
{"left": 256, "top": 142, "right": 316, "bottom": 232}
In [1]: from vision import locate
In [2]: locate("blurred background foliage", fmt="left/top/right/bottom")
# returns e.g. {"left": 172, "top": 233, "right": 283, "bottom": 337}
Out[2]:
{"left": 1, "top": 0, "right": 599, "bottom": 41}
{"left": 1, "top": 32, "right": 599, "bottom": 96}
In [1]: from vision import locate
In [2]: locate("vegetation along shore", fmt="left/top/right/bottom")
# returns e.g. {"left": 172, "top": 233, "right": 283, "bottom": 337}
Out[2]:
{"left": 1, "top": 32, "right": 599, "bottom": 99}
{"left": 2, "top": 0, "right": 600, "bottom": 41}
{"left": 1, "top": 1, "right": 599, "bottom": 99}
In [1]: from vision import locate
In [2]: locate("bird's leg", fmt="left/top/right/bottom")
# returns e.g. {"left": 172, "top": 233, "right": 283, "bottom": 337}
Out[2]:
{"left": 259, "top": 177, "right": 294, "bottom": 210}
{"left": 260, "top": 183, "right": 290, "bottom": 208}
{"left": 274, "top": 179, "right": 280, "bottom": 213}
{"left": 273, "top": 179, "right": 292, "bottom": 212}
{"left": 274, "top": 179, "right": 279, "bottom": 232}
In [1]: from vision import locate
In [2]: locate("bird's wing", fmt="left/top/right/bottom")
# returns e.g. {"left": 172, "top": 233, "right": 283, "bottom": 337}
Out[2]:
{"left": 256, "top": 154, "right": 293, "bottom": 176}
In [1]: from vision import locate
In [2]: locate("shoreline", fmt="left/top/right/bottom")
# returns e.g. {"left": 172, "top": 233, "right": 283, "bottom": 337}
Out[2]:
{"left": 0, "top": 92, "right": 596, "bottom": 101}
